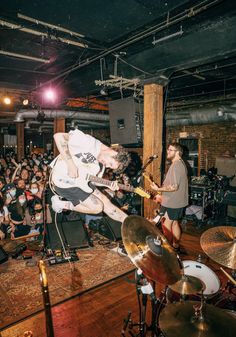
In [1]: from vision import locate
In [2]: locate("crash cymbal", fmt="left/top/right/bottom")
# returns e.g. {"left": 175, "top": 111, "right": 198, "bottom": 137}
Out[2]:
{"left": 169, "top": 275, "right": 205, "bottom": 295}
{"left": 121, "top": 215, "right": 181, "bottom": 285}
{"left": 159, "top": 301, "right": 236, "bottom": 337}
{"left": 200, "top": 226, "right": 236, "bottom": 269}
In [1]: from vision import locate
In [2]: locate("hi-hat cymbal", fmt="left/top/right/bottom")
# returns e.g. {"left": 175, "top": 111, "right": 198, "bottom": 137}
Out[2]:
{"left": 169, "top": 274, "right": 205, "bottom": 295}
{"left": 159, "top": 301, "right": 236, "bottom": 337}
{"left": 200, "top": 226, "right": 236, "bottom": 269}
{"left": 121, "top": 215, "right": 181, "bottom": 285}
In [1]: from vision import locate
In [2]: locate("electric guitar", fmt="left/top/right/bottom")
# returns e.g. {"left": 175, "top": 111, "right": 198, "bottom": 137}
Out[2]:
{"left": 51, "top": 157, "right": 151, "bottom": 199}
{"left": 142, "top": 172, "right": 162, "bottom": 196}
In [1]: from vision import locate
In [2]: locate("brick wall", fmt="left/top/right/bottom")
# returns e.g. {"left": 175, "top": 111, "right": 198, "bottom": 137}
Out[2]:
{"left": 84, "top": 122, "right": 236, "bottom": 174}
{"left": 167, "top": 122, "right": 236, "bottom": 171}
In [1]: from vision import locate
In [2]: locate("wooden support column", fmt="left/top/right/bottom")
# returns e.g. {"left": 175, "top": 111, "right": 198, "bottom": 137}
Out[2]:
{"left": 143, "top": 84, "right": 164, "bottom": 219}
{"left": 53, "top": 118, "right": 65, "bottom": 156}
{"left": 16, "top": 123, "right": 25, "bottom": 162}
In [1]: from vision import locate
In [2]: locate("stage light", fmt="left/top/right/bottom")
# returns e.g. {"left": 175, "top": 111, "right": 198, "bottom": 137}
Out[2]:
{"left": 3, "top": 96, "right": 11, "bottom": 105}
{"left": 44, "top": 88, "right": 56, "bottom": 102}
{"left": 22, "top": 99, "right": 29, "bottom": 106}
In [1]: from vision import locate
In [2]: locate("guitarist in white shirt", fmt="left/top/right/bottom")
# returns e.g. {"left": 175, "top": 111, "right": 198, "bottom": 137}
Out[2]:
{"left": 50, "top": 129, "right": 131, "bottom": 223}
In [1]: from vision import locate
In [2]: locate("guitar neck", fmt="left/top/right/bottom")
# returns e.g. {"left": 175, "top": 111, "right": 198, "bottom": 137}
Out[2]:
{"left": 88, "top": 175, "right": 135, "bottom": 192}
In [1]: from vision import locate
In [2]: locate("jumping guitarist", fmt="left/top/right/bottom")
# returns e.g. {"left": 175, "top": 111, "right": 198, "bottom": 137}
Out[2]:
{"left": 50, "top": 129, "right": 132, "bottom": 223}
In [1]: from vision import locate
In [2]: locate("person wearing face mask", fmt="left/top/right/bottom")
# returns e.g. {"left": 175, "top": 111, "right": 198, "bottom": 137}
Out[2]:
{"left": 32, "top": 200, "right": 44, "bottom": 234}
{"left": 29, "top": 182, "right": 42, "bottom": 199}
{"left": 3, "top": 183, "right": 30, "bottom": 238}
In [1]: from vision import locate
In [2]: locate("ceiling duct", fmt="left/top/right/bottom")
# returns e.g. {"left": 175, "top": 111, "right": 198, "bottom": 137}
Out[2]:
{"left": 166, "top": 105, "right": 236, "bottom": 126}
{"left": 14, "top": 109, "right": 110, "bottom": 122}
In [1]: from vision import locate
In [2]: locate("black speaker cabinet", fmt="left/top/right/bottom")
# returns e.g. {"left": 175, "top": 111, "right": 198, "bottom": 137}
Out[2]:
{"left": 46, "top": 219, "right": 89, "bottom": 250}
{"left": 109, "top": 97, "right": 143, "bottom": 145}
{"left": 98, "top": 217, "right": 122, "bottom": 241}
{"left": 0, "top": 246, "right": 8, "bottom": 264}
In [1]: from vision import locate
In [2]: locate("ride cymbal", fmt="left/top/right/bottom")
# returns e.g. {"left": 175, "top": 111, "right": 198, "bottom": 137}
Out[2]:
{"left": 169, "top": 274, "right": 205, "bottom": 295}
{"left": 200, "top": 226, "right": 236, "bottom": 269}
{"left": 121, "top": 215, "right": 181, "bottom": 285}
{"left": 159, "top": 301, "right": 236, "bottom": 337}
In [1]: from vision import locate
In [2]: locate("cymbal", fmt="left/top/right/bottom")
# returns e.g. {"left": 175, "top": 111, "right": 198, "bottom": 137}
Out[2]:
{"left": 159, "top": 301, "right": 236, "bottom": 337}
{"left": 121, "top": 215, "right": 181, "bottom": 285}
{"left": 169, "top": 274, "right": 205, "bottom": 295}
{"left": 200, "top": 226, "right": 236, "bottom": 269}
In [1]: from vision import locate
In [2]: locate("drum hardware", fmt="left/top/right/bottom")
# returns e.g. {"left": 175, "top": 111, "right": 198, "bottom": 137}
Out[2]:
{"left": 121, "top": 268, "right": 164, "bottom": 337}
{"left": 200, "top": 226, "right": 236, "bottom": 269}
{"left": 159, "top": 300, "right": 236, "bottom": 337}
{"left": 121, "top": 215, "right": 182, "bottom": 336}
{"left": 122, "top": 215, "right": 181, "bottom": 286}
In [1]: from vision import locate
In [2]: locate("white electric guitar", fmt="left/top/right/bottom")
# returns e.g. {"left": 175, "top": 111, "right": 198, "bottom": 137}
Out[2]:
{"left": 51, "top": 156, "right": 151, "bottom": 199}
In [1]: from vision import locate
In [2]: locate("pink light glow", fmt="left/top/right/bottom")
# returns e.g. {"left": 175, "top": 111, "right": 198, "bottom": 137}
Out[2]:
{"left": 44, "top": 89, "right": 56, "bottom": 102}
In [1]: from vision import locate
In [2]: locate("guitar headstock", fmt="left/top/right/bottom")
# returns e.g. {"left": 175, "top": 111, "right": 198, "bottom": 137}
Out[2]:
{"left": 134, "top": 187, "right": 151, "bottom": 199}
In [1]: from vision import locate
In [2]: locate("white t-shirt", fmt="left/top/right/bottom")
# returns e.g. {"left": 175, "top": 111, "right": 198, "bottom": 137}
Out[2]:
{"left": 50, "top": 129, "right": 104, "bottom": 176}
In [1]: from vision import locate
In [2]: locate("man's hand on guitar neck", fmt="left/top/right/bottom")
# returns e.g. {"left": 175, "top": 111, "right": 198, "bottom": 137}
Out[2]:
{"left": 109, "top": 180, "right": 120, "bottom": 191}
{"left": 67, "top": 159, "right": 79, "bottom": 178}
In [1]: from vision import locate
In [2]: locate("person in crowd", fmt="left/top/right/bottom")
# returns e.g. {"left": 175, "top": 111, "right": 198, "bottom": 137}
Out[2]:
{"left": 3, "top": 183, "right": 30, "bottom": 238}
{"left": 150, "top": 142, "right": 188, "bottom": 250}
{"left": 50, "top": 129, "right": 131, "bottom": 223}
{"left": 0, "top": 196, "right": 10, "bottom": 239}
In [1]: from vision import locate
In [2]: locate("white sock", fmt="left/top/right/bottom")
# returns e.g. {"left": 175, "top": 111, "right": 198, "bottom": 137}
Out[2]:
{"left": 65, "top": 201, "right": 75, "bottom": 211}
{"left": 60, "top": 200, "right": 75, "bottom": 211}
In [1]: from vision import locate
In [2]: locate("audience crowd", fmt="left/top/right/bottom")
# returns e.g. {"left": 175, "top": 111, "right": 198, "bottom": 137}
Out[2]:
{"left": 0, "top": 151, "right": 53, "bottom": 240}
{"left": 0, "top": 150, "right": 142, "bottom": 240}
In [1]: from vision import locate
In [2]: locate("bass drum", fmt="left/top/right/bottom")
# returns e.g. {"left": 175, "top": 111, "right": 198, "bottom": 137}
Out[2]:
{"left": 166, "top": 260, "right": 221, "bottom": 303}
{"left": 182, "top": 260, "right": 221, "bottom": 297}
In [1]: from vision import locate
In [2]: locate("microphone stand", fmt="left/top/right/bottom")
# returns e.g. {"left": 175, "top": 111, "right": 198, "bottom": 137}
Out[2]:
{"left": 132, "top": 156, "right": 157, "bottom": 217}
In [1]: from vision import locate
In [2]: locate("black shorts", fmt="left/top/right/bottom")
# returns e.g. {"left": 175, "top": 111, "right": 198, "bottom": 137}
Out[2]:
{"left": 160, "top": 206, "right": 185, "bottom": 221}
{"left": 54, "top": 184, "right": 96, "bottom": 206}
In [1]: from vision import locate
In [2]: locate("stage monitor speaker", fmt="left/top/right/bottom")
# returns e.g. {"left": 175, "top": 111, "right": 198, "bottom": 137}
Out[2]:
{"left": 109, "top": 97, "right": 143, "bottom": 145}
{"left": 46, "top": 219, "right": 89, "bottom": 250}
{"left": 98, "top": 217, "right": 122, "bottom": 241}
{"left": 0, "top": 246, "right": 8, "bottom": 264}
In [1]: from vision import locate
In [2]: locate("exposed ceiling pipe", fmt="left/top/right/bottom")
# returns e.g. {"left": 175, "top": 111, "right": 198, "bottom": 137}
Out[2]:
{"left": 166, "top": 105, "right": 236, "bottom": 126}
{"left": 24, "top": 119, "right": 109, "bottom": 129}
{"left": 14, "top": 110, "right": 110, "bottom": 122}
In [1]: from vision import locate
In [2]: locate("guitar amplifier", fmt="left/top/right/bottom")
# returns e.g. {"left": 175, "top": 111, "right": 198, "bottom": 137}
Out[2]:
{"left": 99, "top": 218, "right": 122, "bottom": 241}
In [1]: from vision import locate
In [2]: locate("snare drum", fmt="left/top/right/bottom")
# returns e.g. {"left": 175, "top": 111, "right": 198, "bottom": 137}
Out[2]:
{"left": 182, "top": 260, "right": 221, "bottom": 297}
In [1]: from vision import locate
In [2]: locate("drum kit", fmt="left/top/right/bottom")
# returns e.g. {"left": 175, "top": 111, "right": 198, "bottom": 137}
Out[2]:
{"left": 121, "top": 215, "right": 236, "bottom": 337}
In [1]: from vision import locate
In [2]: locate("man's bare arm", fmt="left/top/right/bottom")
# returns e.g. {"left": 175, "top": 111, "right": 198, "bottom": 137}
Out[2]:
{"left": 53, "top": 133, "right": 78, "bottom": 178}
{"left": 150, "top": 181, "right": 178, "bottom": 192}
{"left": 54, "top": 133, "right": 71, "bottom": 160}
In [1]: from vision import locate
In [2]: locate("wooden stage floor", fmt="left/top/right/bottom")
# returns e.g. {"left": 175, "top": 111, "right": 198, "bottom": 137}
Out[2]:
{"left": 0, "top": 222, "right": 235, "bottom": 337}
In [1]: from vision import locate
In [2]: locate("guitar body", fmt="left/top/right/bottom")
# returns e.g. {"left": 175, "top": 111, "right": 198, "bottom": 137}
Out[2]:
{"left": 51, "top": 156, "right": 100, "bottom": 193}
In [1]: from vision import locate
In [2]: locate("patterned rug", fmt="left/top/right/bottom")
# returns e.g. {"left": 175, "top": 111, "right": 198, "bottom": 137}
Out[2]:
{"left": 0, "top": 241, "right": 134, "bottom": 330}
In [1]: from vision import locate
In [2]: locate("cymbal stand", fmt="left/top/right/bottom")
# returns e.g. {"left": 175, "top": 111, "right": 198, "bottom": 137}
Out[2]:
{"left": 121, "top": 269, "right": 163, "bottom": 337}
{"left": 191, "top": 292, "right": 208, "bottom": 329}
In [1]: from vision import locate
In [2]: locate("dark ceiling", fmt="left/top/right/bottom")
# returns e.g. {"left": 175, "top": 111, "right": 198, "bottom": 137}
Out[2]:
{"left": 0, "top": 0, "right": 236, "bottom": 128}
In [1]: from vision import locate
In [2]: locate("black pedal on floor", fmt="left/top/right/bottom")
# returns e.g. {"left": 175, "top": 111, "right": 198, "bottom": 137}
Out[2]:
{"left": 47, "top": 249, "right": 79, "bottom": 266}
